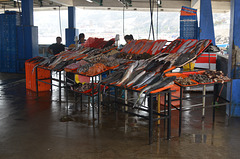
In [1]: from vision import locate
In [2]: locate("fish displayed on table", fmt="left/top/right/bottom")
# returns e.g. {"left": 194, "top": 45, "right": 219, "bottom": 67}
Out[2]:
{"left": 77, "top": 63, "right": 93, "bottom": 73}
{"left": 133, "top": 76, "right": 176, "bottom": 107}
{"left": 131, "top": 72, "right": 156, "bottom": 89}
{"left": 155, "top": 61, "right": 171, "bottom": 73}
{"left": 126, "top": 70, "right": 146, "bottom": 87}
{"left": 173, "top": 52, "right": 196, "bottom": 67}
{"left": 116, "top": 61, "right": 139, "bottom": 85}
{"left": 121, "top": 69, "right": 144, "bottom": 86}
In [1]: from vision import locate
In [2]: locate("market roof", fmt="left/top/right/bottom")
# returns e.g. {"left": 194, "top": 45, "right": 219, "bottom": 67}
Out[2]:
{"left": 0, "top": 0, "right": 230, "bottom": 12}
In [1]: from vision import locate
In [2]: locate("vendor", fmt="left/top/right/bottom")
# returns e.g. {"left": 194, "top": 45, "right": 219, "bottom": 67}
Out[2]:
{"left": 124, "top": 34, "right": 134, "bottom": 44}
{"left": 78, "top": 33, "right": 86, "bottom": 44}
{"left": 48, "top": 37, "right": 65, "bottom": 55}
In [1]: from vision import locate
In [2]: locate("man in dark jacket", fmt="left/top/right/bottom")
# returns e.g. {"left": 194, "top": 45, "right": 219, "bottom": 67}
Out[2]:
{"left": 48, "top": 37, "right": 65, "bottom": 55}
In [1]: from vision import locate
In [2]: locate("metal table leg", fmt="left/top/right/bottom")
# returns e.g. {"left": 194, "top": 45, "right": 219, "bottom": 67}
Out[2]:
{"left": 91, "top": 77, "right": 95, "bottom": 120}
{"left": 213, "top": 84, "right": 216, "bottom": 122}
{"left": 202, "top": 85, "right": 206, "bottom": 118}
{"left": 65, "top": 72, "right": 69, "bottom": 115}
{"left": 149, "top": 94, "right": 153, "bottom": 144}
{"left": 157, "top": 94, "right": 161, "bottom": 125}
{"left": 59, "top": 71, "right": 62, "bottom": 103}
{"left": 167, "top": 91, "right": 172, "bottom": 140}
{"left": 35, "top": 67, "right": 39, "bottom": 96}
{"left": 179, "top": 86, "right": 183, "bottom": 136}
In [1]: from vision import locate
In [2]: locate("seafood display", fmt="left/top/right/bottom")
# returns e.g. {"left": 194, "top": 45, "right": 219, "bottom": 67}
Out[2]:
{"left": 25, "top": 36, "right": 233, "bottom": 117}
{"left": 189, "top": 74, "right": 213, "bottom": 84}
{"left": 77, "top": 63, "right": 93, "bottom": 73}
{"left": 86, "top": 63, "right": 108, "bottom": 76}
{"left": 72, "top": 83, "right": 98, "bottom": 93}
{"left": 175, "top": 77, "right": 198, "bottom": 86}
{"left": 203, "top": 70, "right": 230, "bottom": 83}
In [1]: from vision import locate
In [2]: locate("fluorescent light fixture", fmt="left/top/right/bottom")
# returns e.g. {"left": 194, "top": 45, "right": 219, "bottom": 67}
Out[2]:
{"left": 86, "top": 0, "right": 93, "bottom": 2}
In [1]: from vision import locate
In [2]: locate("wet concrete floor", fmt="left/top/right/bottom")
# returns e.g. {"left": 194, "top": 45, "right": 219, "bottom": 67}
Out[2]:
{"left": 0, "top": 72, "right": 240, "bottom": 159}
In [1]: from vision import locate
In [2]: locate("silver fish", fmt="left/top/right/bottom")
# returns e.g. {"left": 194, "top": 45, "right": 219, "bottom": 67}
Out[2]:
{"left": 116, "top": 61, "right": 139, "bottom": 85}
{"left": 126, "top": 70, "right": 146, "bottom": 87}
{"left": 176, "top": 40, "right": 192, "bottom": 53}
{"left": 133, "top": 76, "right": 176, "bottom": 107}
{"left": 132, "top": 72, "right": 155, "bottom": 89}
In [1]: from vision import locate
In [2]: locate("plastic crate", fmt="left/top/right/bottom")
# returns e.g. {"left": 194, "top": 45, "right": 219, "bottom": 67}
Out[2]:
{"left": 25, "top": 60, "right": 51, "bottom": 92}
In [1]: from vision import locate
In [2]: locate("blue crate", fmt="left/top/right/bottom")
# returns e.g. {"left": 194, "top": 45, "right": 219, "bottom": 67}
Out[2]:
{"left": 180, "top": 19, "right": 198, "bottom": 39}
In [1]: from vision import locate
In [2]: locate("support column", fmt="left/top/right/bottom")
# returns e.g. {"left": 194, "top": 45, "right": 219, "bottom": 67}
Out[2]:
{"left": 199, "top": 0, "right": 216, "bottom": 45}
{"left": 16, "top": 0, "right": 38, "bottom": 73}
{"left": 65, "top": 7, "right": 79, "bottom": 47}
{"left": 227, "top": 0, "right": 240, "bottom": 117}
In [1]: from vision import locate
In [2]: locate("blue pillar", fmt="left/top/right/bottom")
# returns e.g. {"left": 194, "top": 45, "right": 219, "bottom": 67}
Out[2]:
{"left": 227, "top": 0, "right": 240, "bottom": 117}
{"left": 199, "top": 0, "right": 216, "bottom": 45}
{"left": 16, "top": 0, "right": 38, "bottom": 73}
{"left": 22, "top": 0, "right": 33, "bottom": 26}
{"left": 65, "top": 6, "right": 79, "bottom": 47}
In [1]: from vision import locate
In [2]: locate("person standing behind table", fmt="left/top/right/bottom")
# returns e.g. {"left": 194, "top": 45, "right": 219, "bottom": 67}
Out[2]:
{"left": 78, "top": 33, "right": 86, "bottom": 44}
{"left": 48, "top": 37, "right": 65, "bottom": 55}
{"left": 124, "top": 34, "right": 134, "bottom": 44}
{"left": 75, "top": 33, "right": 89, "bottom": 84}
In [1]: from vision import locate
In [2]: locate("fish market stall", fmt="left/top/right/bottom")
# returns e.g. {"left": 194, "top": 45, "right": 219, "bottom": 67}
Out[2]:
{"left": 25, "top": 36, "right": 231, "bottom": 144}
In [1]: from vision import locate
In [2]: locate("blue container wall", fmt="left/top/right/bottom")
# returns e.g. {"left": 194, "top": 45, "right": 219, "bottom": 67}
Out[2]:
{"left": 0, "top": 11, "right": 37, "bottom": 73}
{"left": 0, "top": 12, "right": 20, "bottom": 73}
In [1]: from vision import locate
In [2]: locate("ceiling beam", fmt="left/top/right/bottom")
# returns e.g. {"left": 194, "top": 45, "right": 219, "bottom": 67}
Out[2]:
{"left": 192, "top": 0, "right": 230, "bottom": 12}
{"left": 50, "top": 0, "right": 73, "bottom": 6}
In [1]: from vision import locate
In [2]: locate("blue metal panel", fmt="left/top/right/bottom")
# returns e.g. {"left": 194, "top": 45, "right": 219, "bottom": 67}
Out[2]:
{"left": 227, "top": 79, "right": 240, "bottom": 116}
{"left": 23, "top": 26, "right": 39, "bottom": 59}
{"left": 227, "top": 0, "right": 240, "bottom": 116}
{"left": 65, "top": 28, "right": 79, "bottom": 47}
{"left": 17, "top": 26, "right": 25, "bottom": 59}
{"left": 21, "top": 0, "right": 33, "bottom": 26}
{"left": 68, "top": 7, "right": 76, "bottom": 28}
{"left": 200, "top": 0, "right": 216, "bottom": 45}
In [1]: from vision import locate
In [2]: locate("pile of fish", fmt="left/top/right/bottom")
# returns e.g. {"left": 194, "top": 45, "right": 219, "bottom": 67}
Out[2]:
{"left": 114, "top": 52, "right": 152, "bottom": 60}
{"left": 202, "top": 70, "right": 230, "bottom": 83}
{"left": 99, "top": 60, "right": 176, "bottom": 107}
{"left": 175, "top": 77, "right": 197, "bottom": 86}
{"left": 72, "top": 83, "right": 98, "bottom": 93}
{"left": 189, "top": 74, "right": 213, "bottom": 84}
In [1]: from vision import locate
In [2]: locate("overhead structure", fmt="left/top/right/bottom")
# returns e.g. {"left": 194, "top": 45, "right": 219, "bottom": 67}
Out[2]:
{"left": 0, "top": 0, "right": 231, "bottom": 12}
{"left": 199, "top": 0, "right": 215, "bottom": 45}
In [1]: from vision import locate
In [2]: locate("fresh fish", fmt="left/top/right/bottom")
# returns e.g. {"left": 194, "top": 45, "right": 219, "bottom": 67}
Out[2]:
{"left": 168, "top": 40, "right": 182, "bottom": 53}
{"left": 155, "top": 61, "right": 171, "bottom": 73}
{"left": 148, "top": 72, "right": 164, "bottom": 85}
{"left": 116, "top": 61, "right": 139, "bottom": 85}
{"left": 101, "top": 70, "right": 124, "bottom": 84}
{"left": 102, "top": 71, "right": 125, "bottom": 92}
{"left": 135, "top": 60, "right": 149, "bottom": 71}
{"left": 173, "top": 52, "right": 196, "bottom": 67}
{"left": 132, "top": 72, "right": 155, "bottom": 89}
{"left": 204, "top": 39, "right": 211, "bottom": 47}
{"left": 130, "top": 72, "right": 149, "bottom": 87}
{"left": 133, "top": 76, "right": 176, "bottom": 107}
{"left": 126, "top": 70, "right": 146, "bottom": 87}
{"left": 122, "top": 69, "right": 144, "bottom": 86}
{"left": 147, "top": 60, "right": 165, "bottom": 72}
{"left": 140, "top": 72, "right": 162, "bottom": 86}
{"left": 180, "top": 40, "right": 198, "bottom": 54}
{"left": 144, "top": 60, "right": 159, "bottom": 72}
{"left": 176, "top": 40, "right": 192, "bottom": 53}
